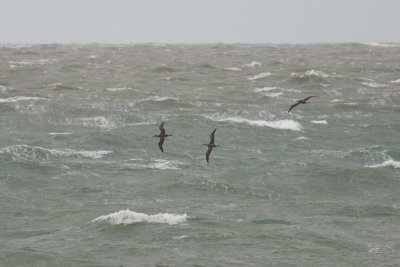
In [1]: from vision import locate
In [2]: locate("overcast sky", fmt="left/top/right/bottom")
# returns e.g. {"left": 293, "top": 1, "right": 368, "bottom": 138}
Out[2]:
{"left": 1, "top": 0, "right": 399, "bottom": 44}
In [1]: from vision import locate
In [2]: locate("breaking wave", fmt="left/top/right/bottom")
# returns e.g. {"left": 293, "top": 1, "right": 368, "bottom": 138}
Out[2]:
{"left": 65, "top": 116, "right": 115, "bottom": 129}
{"left": 91, "top": 209, "right": 187, "bottom": 225}
{"left": 0, "top": 96, "right": 46, "bottom": 103}
{"left": 205, "top": 115, "right": 302, "bottom": 131}
{"left": 288, "top": 69, "right": 329, "bottom": 83}
{"left": 243, "top": 61, "right": 262, "bottom": 67}
{"left": 248, "top": 72, "right": 272, "bottom": 81}
{"left": 0, "top": 144, "right": 112, "bottom": 160}
{"left": 311, "top": 120, "right": 328, "bottom": 125}
{"left": 366, "top": 158, "right": 400, "bottom": 169}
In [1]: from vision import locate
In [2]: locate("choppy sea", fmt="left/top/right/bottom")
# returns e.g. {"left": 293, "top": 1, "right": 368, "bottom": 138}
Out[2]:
{"left": 0, "top": 43, "right": 400, "bottom": 266}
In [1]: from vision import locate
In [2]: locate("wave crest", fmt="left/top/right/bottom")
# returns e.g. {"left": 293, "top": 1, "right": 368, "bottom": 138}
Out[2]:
{"left": 366, "top": 159, "right": 400, "bottom": 169}
{"left": 0, "top": 145, "right": 111, "bottom": 160}
{"left": 205, "top": 116, "right": 302, "bottom": 131}
{"left": 91, "top": 209, "right": 187, "bottom": 225}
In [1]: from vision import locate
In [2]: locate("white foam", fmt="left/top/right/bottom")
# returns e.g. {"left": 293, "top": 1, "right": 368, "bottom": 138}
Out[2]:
{"left": 364, "top": 42, "right": 398, "bottom": 47}
{"left": 264, "top": 92, "right": 283, "bottom": 98}
{"left": 248, "top": 72, "right": 272, "bottom": 81}
{"left": 148, "top": 160, "right": 181, "bottom": 170}
{"left": 65, "top": 116, "right": 114, "bottom": 129}
{"left": 49, "top": 132, "right": 72, "bottom": 136}
{"left": 331, "top": 99, "right": 343, "bottom": 102}
{"left": 295, "top": 136, "right": 310, "bottom": 140}
{"left": 389, "top": 79, "right": 400, "bottom": 84}
{"left": 206, "top": 116, "right": 302, "bottom": 131}
{"left": 366, "top": 159, "right": 400, "bottom": 169}
{"left": 0, "top": 144, "right": 112, "bottom": 160}
{"left": 142, "top": 96, "right": 178, "bottom": 102}
{"left": 0, "top": 96, "right": 46, "bottom": 103}
{"left": 304, "top": 69, "right": 329, "bottom": 78}
{"left": 361, "top": 82, "right": 386, "bottom": 88}
{"left": 254, "top": 87, "right": 278, "bottom": 92}
{"left": 224, "top": 67, "right": 242, "bottom": 71}
{"left": 106, "top": 87, "right": 133, "bottom": 92}
{"left": 91, "top": 209, "right": 187, "bottom": 225}
{"left": 311, "top": 120, "right": 328, "bottom": 125}
{"left": 243, "top": 61, "right": 262, "bottom": 67}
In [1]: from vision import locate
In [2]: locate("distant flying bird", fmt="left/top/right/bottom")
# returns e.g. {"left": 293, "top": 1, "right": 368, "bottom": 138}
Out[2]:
{"left": 288, "top": 96, "right": 317, "bottom": 113}
{"left": 153, "top": 121, "right": 171, "bottom": 152}
{"left": 204, "top": 128, "right": 218, "bottom": 163}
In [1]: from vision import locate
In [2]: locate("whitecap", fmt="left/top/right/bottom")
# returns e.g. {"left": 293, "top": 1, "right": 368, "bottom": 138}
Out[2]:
{"left": 388, "top": 79, "right": 400, "bottom": 84}
{"left": 148, "top": 160, "right": 181, "bottom": 170}
{"left": 248, "top": 72, "right": 272, "bottom": 81}
{"left": 243, "top": 61, "right": 262, "bottom": 67}
{"left": 344, "top": 102, "right": 359, "bottom": 106}
{"left": 266, "top": 92, "right": 283, "bottom": 98}
{"left": 65, "top": 117, "right": 114, "bottom": 129}
{"left": 0, "top": 96, "right": 46, "bottom": 103}
{"left": 361, "top": 82, "right": 386, "bottom": 88}
{"left": 304, "top": 69, "right": 329, "bottom": 78}
{"left": 142, "top": 96, "right": 178, "bottom": 102}
{"left": 91, "top": 209, "right": 187, "bottom": 225}
{"left": 295, "top": 136, "right": 310, "bottom": 140}
{"left": 205, "top": 116, "right": 302, "bottom": 131}
{"left": 254, "top": 87, "right": 278, "bottom": 92}
{"left": 106, "top": 87, "right": 133, "bottom": 92}
{"left": 366, "top": 159, "right": 400, "bottom": 169}
{"left": 311, "top": 120, "right": 328, "bottom": 125}
{"left": 0, "top": 144, "right": 112, "bottom": 160}
{"left": 224, "top": 67, "right": 242, "bottom": 71}
{"left": 363, "top": 42, "right": 398, "bottom": 47}
{"left": 331, "top": 99, "right": 344, "bottom": 102}
{"left": 48, "top": 132, "right": 72, "bottom": 136}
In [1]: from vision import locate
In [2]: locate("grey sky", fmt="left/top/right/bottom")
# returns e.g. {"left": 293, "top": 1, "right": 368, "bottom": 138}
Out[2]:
{"left": 1, "top": 0, "right": 399, "bottom": 43}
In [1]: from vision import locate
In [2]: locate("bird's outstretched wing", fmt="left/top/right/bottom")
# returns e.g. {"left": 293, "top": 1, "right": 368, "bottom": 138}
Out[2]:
{"left": 209, "top": 129, "right": 216, "bottom": 145}
{"left": 159, "top": 121, "right": 165, "bottom": 135}
{"left": 206, "top": 146, "right": 213, "bottom": 163}
{"left": 303, "top": 95, "right": 317, "bottom": 102}
{"left": 288, "top": 102, "right": 301, "bottom": 113}
{"left": 158, "top": 137, "right": 165, "bottom": 152}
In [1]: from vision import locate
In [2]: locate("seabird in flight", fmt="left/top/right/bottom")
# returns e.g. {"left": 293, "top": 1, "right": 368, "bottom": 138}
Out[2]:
{"left": 204, "top": 128, "right": 218, "bottom": 163}
{"left": 153, "top": 121, "right": 171, "bottom": 152}
{"left": 288, "top": 96, "right": 317, "bottom": 113}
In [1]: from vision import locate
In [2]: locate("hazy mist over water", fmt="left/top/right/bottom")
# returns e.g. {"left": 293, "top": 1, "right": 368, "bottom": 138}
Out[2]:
{"left": 0, "top": 43, "right": 400, "bottom": 266}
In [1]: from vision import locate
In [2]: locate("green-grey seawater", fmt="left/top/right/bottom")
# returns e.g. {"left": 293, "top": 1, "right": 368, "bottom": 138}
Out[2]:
{"left": 0, "top": 44, "right": 400, "bottom": 266}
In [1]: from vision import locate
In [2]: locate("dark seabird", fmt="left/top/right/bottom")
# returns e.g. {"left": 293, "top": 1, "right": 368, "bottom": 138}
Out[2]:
{"left": 288, "top": 96, "right": 317, "bottom": 113}
{"left": 204, "top": 128, "right": 218, "bottom": 163}
{"left": 153, "top": 121, "right": 171, "bottom": 152}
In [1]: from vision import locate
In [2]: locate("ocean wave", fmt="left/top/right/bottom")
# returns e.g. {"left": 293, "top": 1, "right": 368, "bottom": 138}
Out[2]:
{"left": 363, "top": 42, "right": 398, "bottom": 47}
{"left": 389, "top": 79, "right": 400, "bottom": 84}
{"left": 91, "top": 209, "right": 187, "bottom": 225}
{"left": 205, "top": 115, "right": 302, "bottom": 131}
{"left": 224, "top": 67, "right": 242, "bottom": 71}
{"left": 106, "top": 87, "right": 133, "bottom": 92}
{"left": 0, "top": 144, "right": 112, "bottom": 160}
{"left": 361, "top": 81, "right": 386, "bottom": 88}
{"left": 248, "top": 72, "right": 272, "bottom": 81}
{"left": 48, "top": 132, "right": 72, "bottom": 136}
{"left": 366, "top": 159, "right": 400, "bottom": 169}
{"left": 254, "top": 87, "right": 278, "bottom": 92}
{"left": 295, "top": 136, "right": 310, "bottom": 140}
{"left": 148, "top": 160, "right": 181, "bottom": 170}
{"left": 65, "top": 116, "right": 114, "bottom": 129}
{"left": 311, "top": 120, "right": 328, "bottom": 125}
{"left": 288, "top": 69, "right": 329, "bottom": 83}
{"left": 0, "top": 96, "right": 46, "bottom": 103}
{"left": 243, "top": 61, "right": 261, "bottom": 67}
{"left": 263, "top": 92, "right": 283, "bottom": 98}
